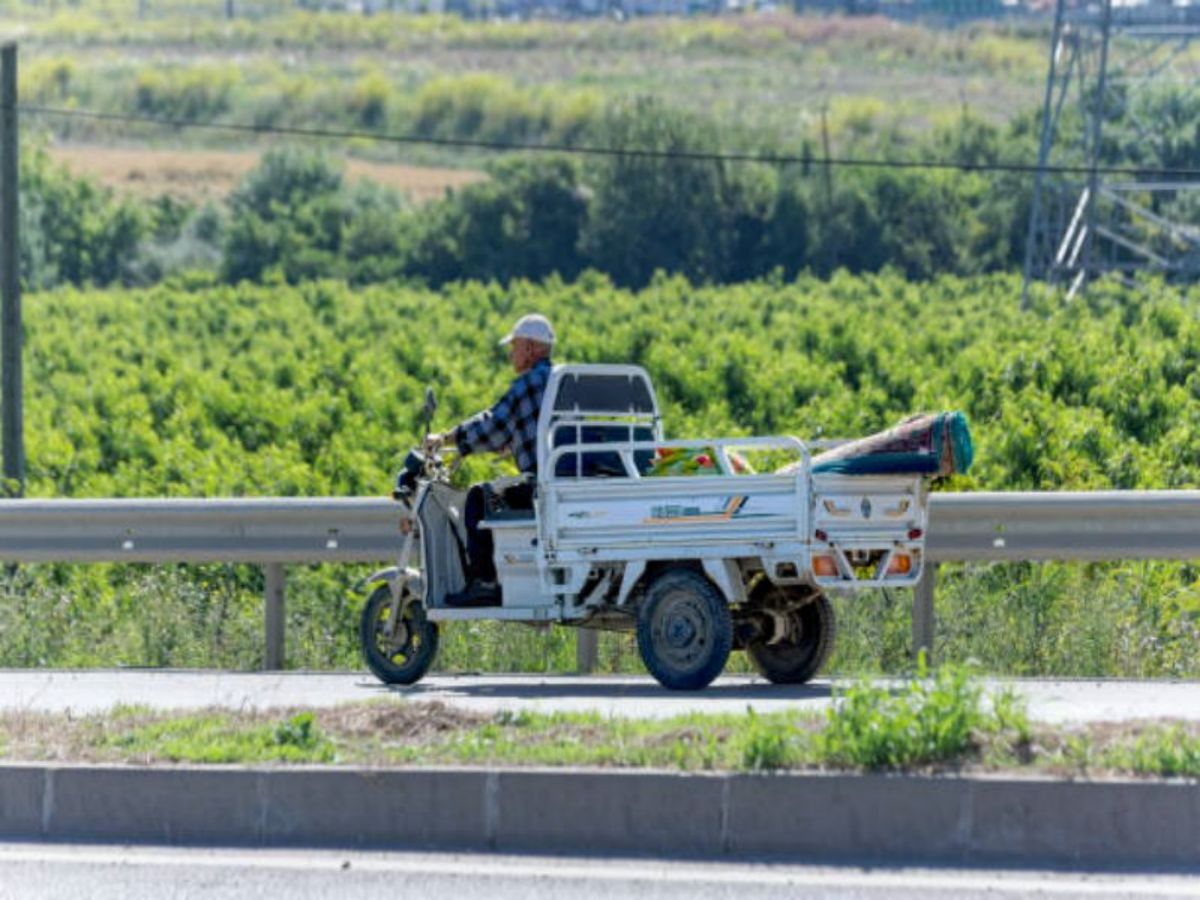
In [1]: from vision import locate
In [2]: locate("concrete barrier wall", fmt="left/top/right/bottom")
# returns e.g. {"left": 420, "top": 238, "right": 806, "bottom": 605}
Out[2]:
{"left": 1, "top": 764, "right": 1197, "bottom": 868}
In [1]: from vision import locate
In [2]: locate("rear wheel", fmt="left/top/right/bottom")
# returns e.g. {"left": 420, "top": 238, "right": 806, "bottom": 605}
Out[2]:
{"left": 746, "top": 586, "right": 835, "bottom": 685}
{"left": 360, "top": 583, "right": 439, "bottom": 685}
{"left": 636, "top": 568, "right": 732, "bottom": 691}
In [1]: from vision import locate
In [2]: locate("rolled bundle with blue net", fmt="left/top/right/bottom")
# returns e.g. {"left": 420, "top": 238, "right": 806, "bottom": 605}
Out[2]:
{"left": 809, "top": 411, "right": 973, "bottom": 478}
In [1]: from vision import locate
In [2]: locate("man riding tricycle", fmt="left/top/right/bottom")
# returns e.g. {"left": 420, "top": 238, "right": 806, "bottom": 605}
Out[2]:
{"left": 360, "top": 314, "right": 963, "bottom": 691}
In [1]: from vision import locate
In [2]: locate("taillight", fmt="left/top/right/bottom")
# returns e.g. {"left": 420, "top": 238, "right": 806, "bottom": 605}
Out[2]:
{"left": 908, "top": 528, "right": 923, "bottom": 540}
{"left": 887, "top": 553, "right": 912, "bottom": 575}
{"left": 812, "top": 555, "right": 838, "bottom": 577}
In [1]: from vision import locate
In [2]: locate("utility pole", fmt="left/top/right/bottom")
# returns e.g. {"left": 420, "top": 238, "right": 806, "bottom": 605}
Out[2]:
{"left": 0, "top": 44, "right": 23, "bottom": 498}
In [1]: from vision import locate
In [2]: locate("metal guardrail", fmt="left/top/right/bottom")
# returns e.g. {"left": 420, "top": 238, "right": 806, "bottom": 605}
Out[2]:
{"left": 926, "top": 491, "right": 1200, "bottom": 562}
{"left": 0, "top": 497, "right": 404, "bottom": 670}
{"left": 0, "top": 497, "right": 400, "bottom": 563}
{"left": 915, "top": 490, "right": 1200, "bottom": 659}
{"left": 2, "top": 491, "right": 1199, "bottom": 668}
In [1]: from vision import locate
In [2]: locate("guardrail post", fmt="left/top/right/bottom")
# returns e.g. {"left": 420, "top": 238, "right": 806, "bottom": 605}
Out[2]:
{"left": 912, "top": 563, "right": 937, "bottom": 665}
{"left": 575, "top": 629, "right": 597, "bottom": 675}
{"left": 264, "top": 563, "right": 286, "bottom": 670}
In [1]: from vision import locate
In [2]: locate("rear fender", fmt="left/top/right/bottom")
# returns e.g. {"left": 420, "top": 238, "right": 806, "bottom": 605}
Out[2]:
{"left": 701, "top": 558, "right": 746, "bottom": 605}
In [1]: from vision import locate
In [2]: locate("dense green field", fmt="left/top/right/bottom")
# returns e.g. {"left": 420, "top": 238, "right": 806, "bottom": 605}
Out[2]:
{"left": 5, "top": 271, "right": 1200, "bottom": 677}
{"left": 27, "top": 271, "right": 1200, "bottom": 499}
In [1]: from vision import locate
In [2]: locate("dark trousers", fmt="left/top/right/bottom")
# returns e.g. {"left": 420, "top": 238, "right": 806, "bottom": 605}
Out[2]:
{"left": 463, "top": 477, "right": 535, "bottom": 583}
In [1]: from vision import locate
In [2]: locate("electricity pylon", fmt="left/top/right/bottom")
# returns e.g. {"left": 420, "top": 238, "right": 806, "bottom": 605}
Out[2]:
{"left": 1022, "top": 0, "right": 1200, "bottom": 306}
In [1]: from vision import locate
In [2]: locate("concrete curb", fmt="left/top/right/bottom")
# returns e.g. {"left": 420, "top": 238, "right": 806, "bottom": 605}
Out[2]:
{"left": 1, "top": 764, "right": 1197, "bottom": 867}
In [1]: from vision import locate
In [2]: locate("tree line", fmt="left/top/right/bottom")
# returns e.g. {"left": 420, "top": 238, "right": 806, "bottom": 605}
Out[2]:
{"left": 19, "top": 88, "right": 1200, "bottom": 292}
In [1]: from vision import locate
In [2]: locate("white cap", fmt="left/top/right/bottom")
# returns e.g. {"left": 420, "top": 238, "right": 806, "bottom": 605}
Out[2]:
{"left": 499, "top": 313, "right": 555, "bottom": 347}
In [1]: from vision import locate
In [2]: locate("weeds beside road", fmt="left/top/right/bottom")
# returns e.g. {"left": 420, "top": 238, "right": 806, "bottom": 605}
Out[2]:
{"left": 4, "top": 666, "right": 1198, "bottom": 780}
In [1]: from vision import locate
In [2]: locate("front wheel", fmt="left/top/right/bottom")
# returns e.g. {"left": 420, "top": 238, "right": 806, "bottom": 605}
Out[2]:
{"left": 637, "top": 568, "right": 732, "bottom": 691}
{"left": 360, "top": 583, "right": 439, "bottom": 685}
{"left": 747, "top": 590, "right": 835, "bottom": 685}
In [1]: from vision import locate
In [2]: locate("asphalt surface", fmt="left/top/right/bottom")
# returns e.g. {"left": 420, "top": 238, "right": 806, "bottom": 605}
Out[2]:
{"left": 0, "top": 844, "right": 1196, "bottom": 900}
{"left": 2, "top": 670, "right": 1199, "bottom": 722}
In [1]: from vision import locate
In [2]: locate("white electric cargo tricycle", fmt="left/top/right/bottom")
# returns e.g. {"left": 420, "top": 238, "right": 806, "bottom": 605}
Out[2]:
{"left": 359, "top": 364, "right": 928, "bottom": 691}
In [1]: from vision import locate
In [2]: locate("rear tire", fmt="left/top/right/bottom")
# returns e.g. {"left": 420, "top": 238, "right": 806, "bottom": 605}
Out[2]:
{"left": 747, "top": 588, "right": 835, "bottom": 685}
{"left": 636, "top": 568, "right": 732, "bottom": 691}
{"left": 360, "top": 584, "right": 439, "bottom": 685}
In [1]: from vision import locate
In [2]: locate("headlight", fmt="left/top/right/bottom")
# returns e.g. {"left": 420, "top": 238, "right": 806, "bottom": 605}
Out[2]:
{"left": 392, "top": 449, "right": 426, "bottom": 499}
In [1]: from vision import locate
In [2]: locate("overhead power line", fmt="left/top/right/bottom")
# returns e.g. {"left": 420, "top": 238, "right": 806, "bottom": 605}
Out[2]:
{"left": 16, "top": 103, "right": 1200, "bottom": 182}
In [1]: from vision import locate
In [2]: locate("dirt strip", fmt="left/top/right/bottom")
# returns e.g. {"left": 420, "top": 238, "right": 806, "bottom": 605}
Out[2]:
{"left": 47, "top": 145, "right": 486, "bottom": 203}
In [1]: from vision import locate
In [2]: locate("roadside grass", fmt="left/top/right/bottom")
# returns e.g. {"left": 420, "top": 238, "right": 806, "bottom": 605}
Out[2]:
{"left": 7, "top": 559, "right": 1197, "bottom": 681}
{"left": 3, "top": 665, "right": 1195, "bottom": 779}
{"left": 55, "top": 705, "right": 337, "bottom": 764}
{"left": 1038, "top": 724, "right": 1200, "bottom": 779}
{"left": 828, "top": 561, "right": 1200, "bottom": 679}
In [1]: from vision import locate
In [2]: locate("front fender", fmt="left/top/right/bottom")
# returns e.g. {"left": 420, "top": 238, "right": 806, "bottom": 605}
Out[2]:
{"left": 356, "top": 566, "right": 423, "bottom": 597}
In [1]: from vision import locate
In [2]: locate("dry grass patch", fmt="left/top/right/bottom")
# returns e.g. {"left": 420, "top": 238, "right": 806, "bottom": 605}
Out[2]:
{"left": 316, "top": 700, "right": 487, "bottom": 743}
{"left": 47, "top": 145, "right": 485, "bottom": 203}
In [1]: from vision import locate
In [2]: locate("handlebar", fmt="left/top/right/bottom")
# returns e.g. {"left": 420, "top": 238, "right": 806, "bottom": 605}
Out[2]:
{"left": 392, "top": 444, "right": 463, "bottom": 501}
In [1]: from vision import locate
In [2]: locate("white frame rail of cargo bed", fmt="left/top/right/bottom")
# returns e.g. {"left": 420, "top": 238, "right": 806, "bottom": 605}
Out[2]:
{"left": 544, "top": 435, "right": 810, "bottom": 552}
{"left": 0, "top": 491, "right": 1199, "bottom": 672}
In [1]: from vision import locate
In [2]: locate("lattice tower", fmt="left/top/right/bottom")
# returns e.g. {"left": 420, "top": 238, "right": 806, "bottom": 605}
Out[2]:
{"left": 1022, "top": 0, "right": 1200, "bottom": 305}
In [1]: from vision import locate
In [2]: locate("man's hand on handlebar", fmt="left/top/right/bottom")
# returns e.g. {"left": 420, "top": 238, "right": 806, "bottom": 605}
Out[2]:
{"left": 425, "top": 430, "right": 453, "bottom": 453}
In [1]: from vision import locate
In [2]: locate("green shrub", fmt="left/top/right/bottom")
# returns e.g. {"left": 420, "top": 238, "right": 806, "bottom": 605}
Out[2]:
{"left": 739, "top": 709, "right": 805, "bottom": 771}
{"left": 349, "top": 68, "right": 391, "bottom": 130}
{"left": 820, "top": 660, "right": 990, "bottom": 769}
{"left": 274, "top": 712, "right": 321, "bottom": 750}
{"left": 222, "top": 147, "right": 400, "bottom": 284}
{"left": 409, "top": 156, "right": 587, "bottom": 286}
{"left": 21, "top": 56, "right": 76, "bottom": 104}
{"left": 132, "top": 65, "right": 237, "bottom": 122}
{"left": 581, "top": 97, "right": 771, "bottom": 287}
{"left": 228, "top": 147, "right": 344, "bottom": 222}
{"left": 20, "top": 146, "right": 148, "bottom": 289}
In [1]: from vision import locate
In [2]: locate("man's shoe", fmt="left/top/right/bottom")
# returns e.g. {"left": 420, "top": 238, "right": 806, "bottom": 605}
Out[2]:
{"left": 444, "top": 580, "right": 502, "bottom": 608}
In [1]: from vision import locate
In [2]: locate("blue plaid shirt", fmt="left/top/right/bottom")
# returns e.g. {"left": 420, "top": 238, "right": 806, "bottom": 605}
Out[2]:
{"left": 453, "top": 358, "right": 552, "bottom": 474}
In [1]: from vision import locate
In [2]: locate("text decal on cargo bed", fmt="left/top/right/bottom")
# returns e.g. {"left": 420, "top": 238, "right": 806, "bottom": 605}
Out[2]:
{"left": 644, "top": 496, "right": 748, "bottom": 525}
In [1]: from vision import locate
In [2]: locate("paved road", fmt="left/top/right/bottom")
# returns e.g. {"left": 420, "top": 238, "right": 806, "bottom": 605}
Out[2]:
{"left": 0, "top": 844, "right": 1195, "bottom": 900}
{"left": 2, "top": 670, "right": 1199, "bottom": 723}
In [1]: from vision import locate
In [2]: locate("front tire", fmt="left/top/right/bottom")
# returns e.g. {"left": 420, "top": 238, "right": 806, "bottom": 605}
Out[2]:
{"left": 360, "top": 583, "right": 439, "bottom": 685}
{"left": 637, "top": 568, "right": 732, "bottom": 691}
{"left": 747, "top": 588, "right": 835, "bottom": 685}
